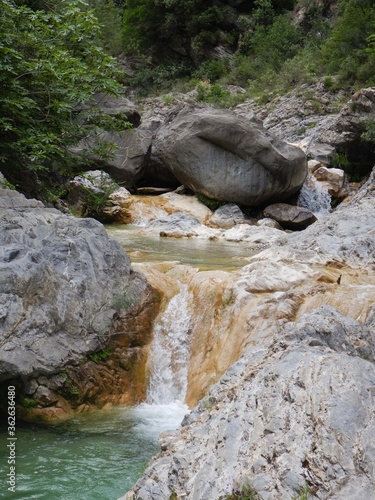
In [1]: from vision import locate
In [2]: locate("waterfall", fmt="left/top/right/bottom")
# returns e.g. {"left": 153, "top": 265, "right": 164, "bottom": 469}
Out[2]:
{"left": 297, "top": 173, "right": 332, "bottom": 219}
{"left": 147, "top": 285, "right": 192, "bottom": 405}
{"left": 133, "top": 285, "right": 192, "bottom": 435}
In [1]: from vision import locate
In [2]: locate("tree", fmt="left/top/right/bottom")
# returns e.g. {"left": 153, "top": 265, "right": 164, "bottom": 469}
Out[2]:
{"left": 0, "top": 0, "right": 127, "bottom": 197}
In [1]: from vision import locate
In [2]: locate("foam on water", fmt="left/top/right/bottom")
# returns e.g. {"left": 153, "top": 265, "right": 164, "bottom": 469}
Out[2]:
{"left": 298, "top": 173, "right": 332, "bottom": 219}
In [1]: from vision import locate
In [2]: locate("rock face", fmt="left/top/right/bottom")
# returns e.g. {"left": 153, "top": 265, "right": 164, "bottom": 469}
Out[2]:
{"left": 124, "top": 307, "right": 375, "bottom": 500}
{"left": 0, "top": 188, "right": 159, "bottom": 419}
{"left": 122, "top": 169, "right": 375, "bottom": 500}
{"left": 154, "top": 107, "right": 307, "bottom": 205}
{"left": 92, "top": 127, "right": 152, "bottom": 188}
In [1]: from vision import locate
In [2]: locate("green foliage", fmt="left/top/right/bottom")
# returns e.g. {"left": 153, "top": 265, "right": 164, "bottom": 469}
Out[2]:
{"left": 21, "top": 397, "right": 38, "bottom": 411}
{"left": 195, "top": 81, "right": 247, "bottom": 108}
{"left": 122, "top": 0, "right": 239, "bottom": 60}
{"left": 321, "top": 0, "right": 375, "bottom": 85}
{"left": 88, "top": 348, "right": 111, "bottom": 363}
{"left": 323, "top": 76, "right": 341, "bottom": 92}
{"left": 196, "top": 193, "right": 227, "bottom": 210}
{"left": 245, "top": 15, "right": 302, "bottom": 72}
{"left": 0, "top": 0, "right": 125, "bottom": 196}
{"left": 361, "top": 119, "right": 375, "bottom": 144}
{"left": 87, "top": 0, "right": 124, "bottom": 56}
{"left": 292, "top": 484, "right": 311, "bottom": 500}
{"left": 332, "top": 152, "right": 350, "bottom": 170}
{"left": 81, "top": 172, "right": 119, "bottom": 218}
{"left": 0, "top": 177, "right": 16, "bottom": 190}
{"left": 194, "top": 59, "right": 230, "bottom": 82}
{"left": 69, "top": 385, "right": 80, "bottom": 395}
{"left": 128, "top": 61, "right": 193, "bottom": 97}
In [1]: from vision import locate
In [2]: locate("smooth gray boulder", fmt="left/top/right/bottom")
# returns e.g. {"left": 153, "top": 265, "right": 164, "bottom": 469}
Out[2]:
{"left": 0, "top": 189, "right": 148, "bottom": 380}
{"left": 153, "top": 107, "right": 307, "bottom": 206}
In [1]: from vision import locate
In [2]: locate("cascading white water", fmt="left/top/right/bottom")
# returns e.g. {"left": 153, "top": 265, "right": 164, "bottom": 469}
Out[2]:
{"left": 298, "top": 173, "right": 332, "bottom": 219}
{"left": 147, "top": 284, "right": 192, "bottom": 404}
{"left": 134, "top": 285, "right": 192, "bottom": 434}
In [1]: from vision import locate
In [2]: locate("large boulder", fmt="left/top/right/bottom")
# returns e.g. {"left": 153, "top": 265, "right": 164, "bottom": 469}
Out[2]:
{"left": 0, "top": 189, "right": 148, "bottom": 381}
{"left": 88, "top": 126, "right": 152, "bottom": 188}
{"left": 153, "top": 107, "right": 307, "bottom": 206}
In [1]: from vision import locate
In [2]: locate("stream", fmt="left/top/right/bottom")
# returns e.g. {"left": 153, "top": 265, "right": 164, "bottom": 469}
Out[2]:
{"left": 0, "top": 225, "right": 247, "bottom": 500}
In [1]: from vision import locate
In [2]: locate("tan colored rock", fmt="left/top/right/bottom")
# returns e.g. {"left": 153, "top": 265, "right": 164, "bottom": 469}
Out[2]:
{"left": 307, "top": 159, "right": 323, "bottom": 173}
{"left": 313, "top": 166, "right": 345, "bottom": 196}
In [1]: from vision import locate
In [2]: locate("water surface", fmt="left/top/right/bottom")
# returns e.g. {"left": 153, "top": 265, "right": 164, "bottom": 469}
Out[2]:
{"left": 0, "top": 403, "right": 187, "bottom": 500}
{"left": 106, "top": 224, "right": 253, "bottom": 270}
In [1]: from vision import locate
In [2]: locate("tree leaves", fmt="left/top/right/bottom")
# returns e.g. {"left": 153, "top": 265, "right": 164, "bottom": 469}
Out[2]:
{"left": 0, "top": 0, "right": 126, "bottom": 195}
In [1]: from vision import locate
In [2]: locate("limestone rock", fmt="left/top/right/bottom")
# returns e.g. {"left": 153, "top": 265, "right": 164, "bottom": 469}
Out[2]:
{"left": 83, "top": 93, "right": 141, "bottom": 127}
{"left": 67, "top": 171, "right": 132, "bottom": 223}
{"left": 123, "top": 307, "right": 375, "bottom": 500}
{"left": 148, "top": 212, "right": 221, "bottom": 239}
{"left": 209, "top": 204, "right": 245, "bottom": 228}
{"left": 280, "top": 167, "right": 375, "bottom": 268}
{"left": 0, "top": 188, "right": 148, "bottom": 380}
{"left": 154, "top": 107, "right": 307, "bottom": 206}
{"left": 263, "top": 203, "right": 317, "bottom": 230}
{"left": 92, "top": 127, "right": 152, "bottom": 188}
{"left": 221, "top": 224, "right": 285, "bottom": 249}
{"left": 312, "top": 166, "right": 346, "bottom": 197}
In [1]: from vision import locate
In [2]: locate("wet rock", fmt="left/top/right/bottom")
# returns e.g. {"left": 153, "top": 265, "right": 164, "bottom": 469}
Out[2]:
{"left": 123, "top": 307, "right": 375, "bottom": 500}
{"left": 121, "top": 169, "right": 375, "bottom": 500}
{"left": 263, "top": 203, "right": 317, "bottom": 230}
{"left": 221, "top": 224, "right": 285, "bottom": 249}
{"left": 148, "top": 212, "right": 221, "bottom": 239}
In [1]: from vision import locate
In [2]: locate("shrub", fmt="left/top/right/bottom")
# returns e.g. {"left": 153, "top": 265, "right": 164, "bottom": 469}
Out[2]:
{"left": 194, "top": 59, "right": 230, "bottom": 82}
{"left": 225, "top": 481, "right": 262, "bottom": 500}
{"left": 321, "top": 0, "right": 375, "bottom": 85}
{"left": 195, "top": 82, "right": 247, "bottom": 107}
{"left": 0, "top": 0, "right": 126, "bottom": 197}
{"left": 88, "top": 348, "right": 111, "bottom": 363}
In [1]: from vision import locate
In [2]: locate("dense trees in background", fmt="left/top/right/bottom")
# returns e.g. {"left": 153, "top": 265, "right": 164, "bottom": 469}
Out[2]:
{"left": 1, "top": 0, "right": 374, "bottom": 197}
{"left": 119, "top": 0, "right": 375, "bottom": 95}
{"left": 0, "top": 0, "right": 125, "bottom": 197}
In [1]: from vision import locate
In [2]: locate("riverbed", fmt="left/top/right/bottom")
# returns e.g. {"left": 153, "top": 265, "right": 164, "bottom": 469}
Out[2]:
{"left": 2, "top": 224, "right": 244, "bottom": 499}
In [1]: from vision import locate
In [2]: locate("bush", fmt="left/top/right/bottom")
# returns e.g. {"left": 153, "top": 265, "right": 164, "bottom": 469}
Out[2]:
{"left": 195, "top": 82, "right": 247, "bottom": 107}
{"left": 321, "top": 0, "right": 375, "bottom": 85}
{"left": 194, "top": 60, "right": 230, "bottom": 82}
{"left": 0, "top": 0, "right": 126, "bottom": 197}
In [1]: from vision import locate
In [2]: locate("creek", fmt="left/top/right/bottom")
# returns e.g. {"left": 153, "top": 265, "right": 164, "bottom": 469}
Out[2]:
{"left": 1, "top": 224, "right": 251, "bottom": 500}
{"left": 3, "top": 179, "right": 331, "bottom": 499}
